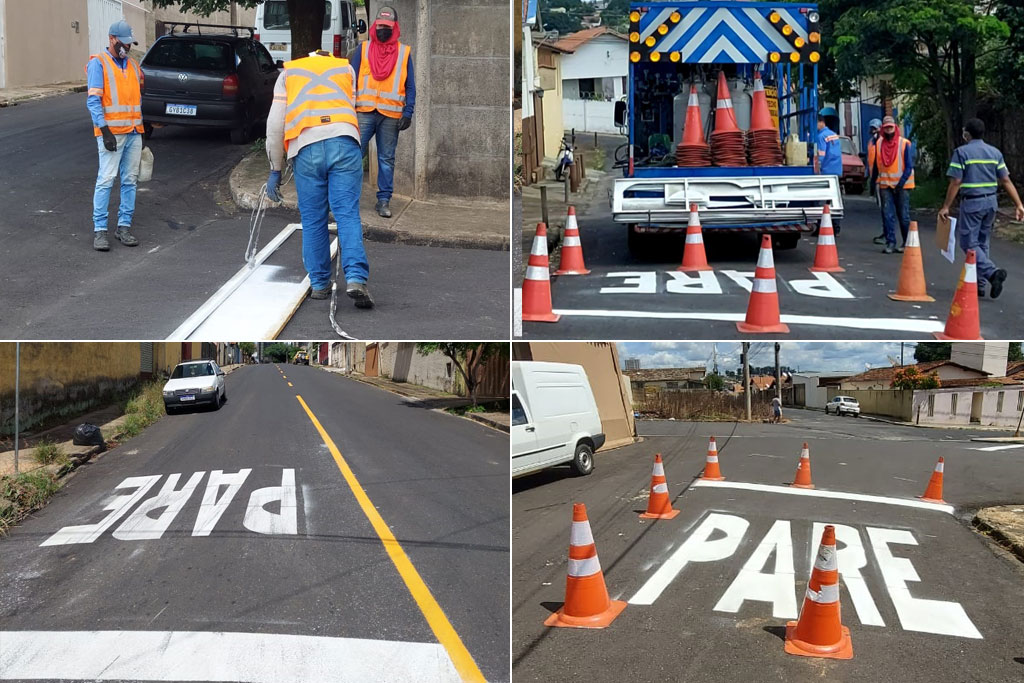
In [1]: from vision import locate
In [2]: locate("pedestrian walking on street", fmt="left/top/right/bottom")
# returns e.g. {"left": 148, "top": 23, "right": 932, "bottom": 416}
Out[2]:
{"left": 814, "top": 108, "right": 842, "bottom": 236}
{"left": 938, "top": 118, "right": 1024, "bottom": 299}
{"left": 874, "top": 116, "right": 914, "bottom": 254}
{"left": 86, "top": 20, "right": 143, "bottom": 252}
{"left": 771, "top": 395, "right": 783, "bottom": 424}
{"left": 865, "top": 118, "right": 887, "bottom": 245}
{"left": 265, "top": 50, "right": 373, "bottom": 308}
{"left": 353, "top": 6, "right": 415, "bottom": 219}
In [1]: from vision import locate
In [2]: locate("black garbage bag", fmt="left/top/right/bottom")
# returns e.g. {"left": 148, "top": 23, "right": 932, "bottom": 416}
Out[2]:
{"left": 72, "top": 423, "right": 105, "bottom": 447}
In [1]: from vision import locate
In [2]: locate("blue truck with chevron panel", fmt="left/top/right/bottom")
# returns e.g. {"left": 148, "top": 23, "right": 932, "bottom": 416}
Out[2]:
{"left": 611, "top": 1, "right": 844, "bottom": 253}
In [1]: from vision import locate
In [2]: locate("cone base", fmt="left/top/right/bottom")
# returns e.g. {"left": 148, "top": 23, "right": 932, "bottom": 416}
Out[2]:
{"left": 640, "top": 508, "right": 681, "bottom": 520}
{"left": 677, "top": 264, "right": 713, "bottom": 272}
{"left": 791, "top": 483, "right": 815, "bottom": 489}
{"left": 737, "top": 321, "right": 791, "bottom": 334}
{"left": 784, "top": 622, "right": 853, "bottom": 659}
{"left": 522, "top": 312, "right": 561, "bottom": 323}
{"left": 888, "top": 293, "right": 935, "bottom": 302}
{"left": 810, "top": 265, "right": 845, "bottom": 273}
{"left": 700, "top": 475, "right": 725, "bottom": 481}
{"left": 934, "top": 332, "right": 983, "bottom": 340}
{"left": 555, "top": 268, "right": 591, "bottom": 276}
{"left": 544, "top": 599, "right": 627, "bottom": 629}
{"left": 918, "top": 495, "right": 946, "bottom": 504}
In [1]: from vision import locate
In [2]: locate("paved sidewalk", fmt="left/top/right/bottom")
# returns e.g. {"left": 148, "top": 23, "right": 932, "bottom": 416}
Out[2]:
{"left": 0, "top": 81, "right": 86, "bottom": 107}
{"left": 230, "top": 151, "right": 509, "bottom": 251}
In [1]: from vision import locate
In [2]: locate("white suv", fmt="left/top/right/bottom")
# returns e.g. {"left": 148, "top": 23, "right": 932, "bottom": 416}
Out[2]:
{"left": 825, "top": 396, "right": 860, "bottom": 417}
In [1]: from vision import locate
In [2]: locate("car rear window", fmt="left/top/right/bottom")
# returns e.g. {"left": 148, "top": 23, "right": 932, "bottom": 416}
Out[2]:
{"left": 144, "top": 39, "right": 234, "bottom": 71}
{"left": 263, "top": 1, "right": 331, "bottom": 31}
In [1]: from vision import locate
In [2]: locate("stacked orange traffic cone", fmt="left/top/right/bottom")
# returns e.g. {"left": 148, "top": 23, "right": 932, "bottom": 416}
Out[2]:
{"left": 545, "top": 503, "right": 627, "bottom": 629}
{"left": 521, "top": 223, "right": 560, "bottom": 323}
{"left": 555, "top": 206, "right": 590, "bottom": 275}
{"left": 919, "top": 457, "right": 946, "bottom": 503}
{"left": 701, "top": 436, "right": 725, "bottom": 481}
{"left": 791, "top": 442, "right": 814, "bottom": 489}
{"left": 675, "top": 84, "right": 711, "bottom": 167}
{"left": 710, "top": 71, "right": 747, "bottom": 167}
{"left": 747, "top": 71, "right": 783, "bottom": 166}
{"left": 888, "top": 221, "right": 934, "bottom": 302}
{"left": 809, "top": 204, "right": 844, "bottom": 273}
{"left": 677, "top": 203, "right": 712, "bottom": 272}
{"left": 737, "top": 235, "right": 790, "bottom": 333}
{"left": 784, "top": 525, "right": 853, "bottom": 660}
{"left": 935, "top": 249, "right": 982, "bottom": 339}
{"left": 640, "top": 453, "right": 680, "bottom": 520}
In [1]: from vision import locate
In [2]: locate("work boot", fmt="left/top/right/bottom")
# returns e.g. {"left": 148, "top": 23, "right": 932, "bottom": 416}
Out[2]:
{"left": 310, "top": 287, "right": 330, "bottom": 300}
{"left": 93, "top": 230, "right": 110, "bottom": 251}
{"left": 375, "top": 200, "right": 392, "bottom": 218}
{"left": 346, "top": 281, "right": 375, "bottom": 309}
{"left": 115, "top": 226, "right": 139, "bottom": 246}
{"left": 978, "top": 286, "right": 986, "bottom": 298}
{"left": 883, "top": 244, "right": 895, "bottom": 254}
{"left": 990, "top": 269, "right": 1007, "bottom": 299}
{"left": 896, "top": 244, "right": 905, "bottom": 253}
{"left": 872, "top": 234, "right": 886, "bottom": 245}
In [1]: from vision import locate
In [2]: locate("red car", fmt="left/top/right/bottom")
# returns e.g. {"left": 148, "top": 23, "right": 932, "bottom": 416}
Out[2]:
{"left": 839, "top": 136, "right": 865, "bottom": 195}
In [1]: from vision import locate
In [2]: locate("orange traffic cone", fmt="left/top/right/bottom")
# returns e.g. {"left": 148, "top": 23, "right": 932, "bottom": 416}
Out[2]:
{"left": 784, "top": 525, "right": 853, "bottom": 660}
{"left": 521, "top": 223, "right": 560, "bottom": 323}
{"left": 676, "top": 84, "right": 711, "bottom": 167}
{"left": 677, "top": 203, "right": 712, "bottom": 272}
{"left": 545, "top": 503, "right": 627, "bottom": 629}
{"left": 555, "top": 206, "right": 590, "bottom": 275}
{"left": 640, "top": 453, "right": 680, "bottom": 520}
{"left": 701, "top": 436, "right": 725, "bottom": 481}
{"left": 935, "top": 249, "right": 983, "bottom": 339}
{"left": 747, "top": 71, "right": 783, "bottom": 166}
{"left": 887, "top": 221, "right": 934, "bottom": 302}
{"left": 809, "top": 205, "right": 844, "bottom": 273}
{"left": 737, "top": 234, "right": 790, "bottom": 334}
{"left": 791, "top": 442, "right": 814, "bottom": 489}
{"left": 919, "top": 457, "right": 946, "bottom": 503}
{"left": 711, "top": 71, "right": 746, "bottom": 167}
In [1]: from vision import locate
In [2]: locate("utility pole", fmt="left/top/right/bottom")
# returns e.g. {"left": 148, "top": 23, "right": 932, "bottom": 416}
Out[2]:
{"left": 745, "top": 342, "right": 753, "bottom": 421}
{"left": 1015, "top": 397, "right": 1024, "bottom": 438}
{"left": 900, "top": 342, "right": 905, "bottom": 366}
{"left": 712, "top": 343, "right": 719, "bottom": 375}
{"left": 774, "top": 342, "right": 782, "bottom": 402}
{"left": 14, "top": 342, "right": 20, "bottom": 475}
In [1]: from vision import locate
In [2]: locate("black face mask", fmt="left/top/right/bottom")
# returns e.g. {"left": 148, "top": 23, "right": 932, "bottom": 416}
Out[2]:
{"left": 883, "top": 130, "right": 895, "bottom": 140}
{"left": 375, "top": 25, "right": 393, "bottom": 42}
{"left": 114, "top": 41, "right": 130, "bottom": 58}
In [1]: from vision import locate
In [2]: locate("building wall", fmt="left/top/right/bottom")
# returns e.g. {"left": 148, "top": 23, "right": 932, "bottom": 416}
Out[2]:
{"left": 3, "top": 0, "right": 90, "bottom": 88}
{"left": 560, "top": 37, "right": 626, "bottom": 83}
{"left": 791, "top": 374, "right": 830, "bottom": 409}
{"left": 538, "top": 52, "right": 563, "bottom": 158}
{"left": 950, "top": 342, "right": 1010, "bottom": 377}
{"left": 144, "top": 0, "right": 257, "bottom": 50}
{"left": 842, "top": 365, "right": 984, "bottom": 390}
{"left": 912, "top": 386, "right": 1024, "bottom": 427}
{"left": 826, "top": 387, "right": 914, "bottom": 421}
{"left": 378, "top": 342, "right": 458, "bottom": 394}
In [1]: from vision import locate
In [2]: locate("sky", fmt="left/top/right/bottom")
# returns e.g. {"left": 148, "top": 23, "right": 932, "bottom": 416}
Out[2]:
{"left": 616, "top": 342, "right": 918, "bottom": 374}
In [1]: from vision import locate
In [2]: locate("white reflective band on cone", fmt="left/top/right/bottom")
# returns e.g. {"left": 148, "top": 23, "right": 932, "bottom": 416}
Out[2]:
{"left": 818, "top": 235, "right": 835, "bottom": 246}
{"left": 814, "top": 545, "right": 838, "bottom": 571}
{"left": 689, "top": 93, "right": 699, "bottom": 106}
{"left": 525, "top": 266, "right": 550, "bottom": 281}
{"left": 652, "top": 482, "right": 669, "bottom": 494}
{"left": 964, "top": 263, "right": 977, "bottom": 283}
{"left": 688, "top": 211, "right": 700, "bottom": 227}
{"left": 531, "top": 237, "right": 548, "bottom": 256}
{"left": 568, "top": 555, "right": 602, "bottom": 577}
{"left": 801, "top": 449, "right": 809, "bottom": 458}
{"left": 569, "top": 520, "right": 595, "bottom": 547}
{"left": 564, "top": 236, "right": 581, "bottom": 248}
{"left": 708, "top": 441, "right": 717, "bottom": 452}
{"left": 685, "top": 233, "right": 703, "bottom": 244}
{"left": 717, "top": 99, "right": 732, "bottom": 109}
{"left": 566, "top": 215, "right": 578, "bottom": 230}
{"left": 706, "top": 455, "right": 719, "bottom": 463}
{"left": 935, "top": 461, "right": 944, "bottom": 473}
{"left": 907, "top": 230, "right": 920, "bottom": 248}
{"left": 652, "top": 462, "right": 665, "bottom": 476}
{"left": 753, "top": 80, "right": 764, "bottom": 92}
{"left": 756, "top": 247, "right": 775, "bottom": 269}
{"left": 752, "top": 278, "right": 777, "bottom": 294}
{"left": 806, "top": 583, "right": 840, "bottom": 604}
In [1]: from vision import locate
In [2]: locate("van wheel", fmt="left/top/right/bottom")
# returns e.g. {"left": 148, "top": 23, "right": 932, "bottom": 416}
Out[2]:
{"left": 571, "top": 443, "right": 594, "bottom": 476}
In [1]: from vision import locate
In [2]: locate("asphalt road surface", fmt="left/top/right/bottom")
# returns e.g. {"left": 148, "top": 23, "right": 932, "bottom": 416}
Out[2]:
{"left": 0, "top": 93, "right": 508, "bottom": 339}
{"left": 513, "top": 408, "right": 1024, "bottom": 682}
{"left": 520, "top": 177, "right": 1024, "bottom": 339}
{"left": 0, "top": 364, "right": 509, "bottom": 682}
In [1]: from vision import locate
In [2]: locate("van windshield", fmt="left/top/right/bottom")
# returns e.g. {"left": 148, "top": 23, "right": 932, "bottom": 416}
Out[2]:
{"left": 263, "top": 1, "right": 332, "bottom": 31}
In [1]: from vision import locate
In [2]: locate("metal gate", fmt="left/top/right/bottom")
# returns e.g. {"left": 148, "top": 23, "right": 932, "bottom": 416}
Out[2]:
{"left": 88, "top": 0, "right": 124, "bottom": 56}
{"left": 139, "top": 342, "right": 154, "bottom": 378}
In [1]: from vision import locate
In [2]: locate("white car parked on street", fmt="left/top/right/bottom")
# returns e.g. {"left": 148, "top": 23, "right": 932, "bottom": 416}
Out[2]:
{"left": 163, "top": 360, "right": 227, "bottom": 413}
{"left": 825, "top": 395, "right": 860, "bottom": 417}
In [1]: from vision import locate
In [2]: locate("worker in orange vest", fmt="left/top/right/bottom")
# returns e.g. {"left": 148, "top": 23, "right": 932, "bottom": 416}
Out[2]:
{"left": 874, "top": 116, "right": 914, "bottom": 254}
{"left": 352, "top": 6, "right": 415, "bottom": 218}
{"left": 85, "top": 20, "right": 144, "bottom": 252}
{"left": 864, "top": 118, "right": 887, "bottom": 245}
{"left": 265, "top": 50, "right": 373, "bottom": 309}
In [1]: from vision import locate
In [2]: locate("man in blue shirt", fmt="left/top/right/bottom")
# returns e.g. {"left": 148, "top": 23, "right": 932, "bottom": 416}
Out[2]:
{"left": 815, "top": 109, "right": 843, "bottom": 235}
{"left": 939, "top": 118, "right": 1024, "bottom": 299}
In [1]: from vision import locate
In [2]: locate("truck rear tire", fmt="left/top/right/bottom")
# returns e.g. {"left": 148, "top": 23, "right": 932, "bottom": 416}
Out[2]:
{"left": 773, "top": 234, "right": 800, "bottom": 251}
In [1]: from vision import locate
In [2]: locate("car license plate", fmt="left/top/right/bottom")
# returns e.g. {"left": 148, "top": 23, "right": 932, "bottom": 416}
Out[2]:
{"left": 180, "top": 395, "right": 196, "bottom": 402}
{"left": 270, "top": 42, "right": 287, "bottom": 51}
{"left": 165, "top": 103, "right": 197, "bottom": 116}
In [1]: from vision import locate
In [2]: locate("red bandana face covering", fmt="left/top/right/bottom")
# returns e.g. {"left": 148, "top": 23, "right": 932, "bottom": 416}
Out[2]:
{"left": 879, "top": 126, "right": 901, "bottom": 168}
{"left": 368, "top": 20, "right": 400, "bottom": 82}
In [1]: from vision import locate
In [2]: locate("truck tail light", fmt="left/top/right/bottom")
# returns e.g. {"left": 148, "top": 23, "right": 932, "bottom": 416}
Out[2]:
{"left": 222, "top": 73, "right": 239, "bottom": 98}
{"left": 333, "top": 34, "right": 341, "bottom": 56}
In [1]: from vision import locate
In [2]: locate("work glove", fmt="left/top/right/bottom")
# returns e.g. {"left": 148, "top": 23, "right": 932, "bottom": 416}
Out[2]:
{"left": 895, "top": 181, "right": 905, "bottom": 191}
{"left": 100, "top": 126, "right": 117, "bottom": 152}
{"left": 266, "top": 170, "right": 282, "bottom": 202}
{"left": 398, "top": 116, "right": 411, "bottom": 131}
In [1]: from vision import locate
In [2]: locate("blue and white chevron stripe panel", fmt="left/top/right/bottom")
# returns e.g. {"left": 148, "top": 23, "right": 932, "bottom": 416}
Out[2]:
{"left": 638, "top": 5, "right": 810, "bottom": 64}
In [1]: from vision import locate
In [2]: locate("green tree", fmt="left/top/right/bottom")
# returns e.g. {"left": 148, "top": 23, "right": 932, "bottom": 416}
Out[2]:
{"left": 705, "top": 373, "right": 725, "bottom": 391}
{"left": 539, "top": 0, "right": 585, "bottom": 35}
{"left": 600, "top": 0, "right": 631, "bottom": 32}
{"left": 913, "top": 342, "right": 953, "bottom": 362}
{"left": 415, "top": 343, "right": 509, "bottom": 406}
{"left": 893, "top": 366, "right": 941, "bottom": 389}
{"left": 263, "top": 342, "right": 298, "bottom": 362}
{"left": 239, "top": 342, "right": 257, "bottom": 361}
{"left": 149, "top": 0, "right": 325, "bottom": 58}
{"left": 1009, "top": 342, "right": 1023, "bottom": 362}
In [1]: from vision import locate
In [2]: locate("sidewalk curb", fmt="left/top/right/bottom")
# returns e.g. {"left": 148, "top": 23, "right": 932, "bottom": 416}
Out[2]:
{"left": 229, "top": 152, "right": 508, "bottom": 251}
{"left": 469, "top": 413, "right": 509, "bottom": 433}
{"left": 0, "top": 84, "right": 86, "bottom": 107}
{"left": 973, "top": 511, "right": 1024, "bottom": 563}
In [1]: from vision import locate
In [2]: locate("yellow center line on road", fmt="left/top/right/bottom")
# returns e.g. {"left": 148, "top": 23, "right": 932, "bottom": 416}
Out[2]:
{"left": 288, "top": 382, "right": 293, "bottom": 387}
{"left": 295, "top": 395, "right": 485, "bottom": 683}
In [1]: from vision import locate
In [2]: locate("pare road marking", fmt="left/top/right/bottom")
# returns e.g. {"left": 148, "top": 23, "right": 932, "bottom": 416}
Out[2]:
{"left": 598, "top": 271, "right": 854, "bottom": 299}
{"left": 40, "top": 469, "right": 297, "bottom": 546}
{"left": 970, "top": 444, "right": 1024, "bottom": 452}
{"left": 628, "top": 512, "right": 982, "bottom": 639}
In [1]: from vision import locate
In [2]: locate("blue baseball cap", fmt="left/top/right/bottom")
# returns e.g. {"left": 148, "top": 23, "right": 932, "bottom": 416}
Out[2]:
{"left": 109, "top": 20, "right": 138, "bottom": 45}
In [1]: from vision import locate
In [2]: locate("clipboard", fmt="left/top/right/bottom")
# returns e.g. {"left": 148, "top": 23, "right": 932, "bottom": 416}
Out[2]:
{"left": 936, "top": 214, "right": 957, "bottom": 263}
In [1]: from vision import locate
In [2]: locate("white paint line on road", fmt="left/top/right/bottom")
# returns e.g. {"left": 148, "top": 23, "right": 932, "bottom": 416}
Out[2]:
{"left": 550, "top": 308, "right": 946, "bottom": 333}
{"left": 0, "top": 630, "right": 461, "bottom": 682}
{"left": 971, "top": 444, "right": 1024, "bottom": 452}
{"left": 690, "top": 479, "right": 954, "bottom": 514}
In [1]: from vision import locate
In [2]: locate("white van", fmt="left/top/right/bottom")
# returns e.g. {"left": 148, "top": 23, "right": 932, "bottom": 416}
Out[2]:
{"left": 511, "top": 361, "right": 606, "bottom": 478}
{"left": 255, "top": 0, "right": 366, "bottom": 63}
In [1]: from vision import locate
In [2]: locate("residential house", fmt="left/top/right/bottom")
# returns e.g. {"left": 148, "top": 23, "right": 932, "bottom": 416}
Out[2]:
{"left": 788, "top": 371, "right": 855, "bottom": 409}
{"left": 839, "top": 361, "right": 988, "bottom": 391}
{"left": 624, "top": 367, "right": 707, "bottom": 398}
{"left": 553, "top": 27, "right": 627, "bottom": 134}
{"left": 533, "top": 35, "right": 572, "bottom": 159}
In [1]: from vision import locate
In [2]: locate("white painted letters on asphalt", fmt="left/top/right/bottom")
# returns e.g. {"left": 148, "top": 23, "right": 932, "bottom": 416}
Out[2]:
{"left": 599, "top": 272, "right": 657, "bottom": 294}
{"left": 192, "top": 468, "right": 253, "bottom": 536}
{"left": 789, "top": 272, "right": 855, "bottom": 299}
{"left": 811, "top": 522, "right": 885, "bottom": 627}
{"left": 40, "top": 476, "right": 161, "bottom": 546}
{"left": 665, "top": 270, "right": 723, "bottom": 294}
{"left": 714, "top": 519, "right": 797, "bottom": 619}
{"left": 597, "top": 271, "right": 855, "bottom": 299}
{"left": 243, "top": 468, "right": 297, "bottom": 535}
{"left": 113, "top": 472, "right": 206, "bottom": 541}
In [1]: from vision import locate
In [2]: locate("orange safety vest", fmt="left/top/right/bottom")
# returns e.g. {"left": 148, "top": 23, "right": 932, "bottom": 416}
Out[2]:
{"left": 85, "top": 50, "right": 144, "bottom": 137}
{"left": 877, "top": 136, "right": 915, "bottom": 189}
{"left": 282, "top": 55, "right": 358, "bottom": 153}
{"left": 355, "top": 41, "right": 410, "bottom": 119}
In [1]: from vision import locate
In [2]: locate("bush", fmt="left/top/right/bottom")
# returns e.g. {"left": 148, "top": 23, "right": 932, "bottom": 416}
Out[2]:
{"left": 32, "top": 439, "right": 67, "bottom": 466}
{"left": 0, "top": 471, "right": 60, "bottom": 535}
{"left": 118, "top": 381, "right": 166, "bottom": 439}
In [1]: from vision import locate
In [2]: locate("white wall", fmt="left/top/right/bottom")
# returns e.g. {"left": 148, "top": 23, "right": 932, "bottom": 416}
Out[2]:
{"left": 912, "top": 387, "right": 1024, "bottom": 427}
{"left": 951, "top": 342, "right": 1010, "bottom": 377}
{"left": 792, "top": 374, "right": 829, "bottom": 409}
{"left": 563, "top": 98, "right": 617, "bottom": 133}
{"left": 560, "top": 36, "right": 626, "bottom": 82}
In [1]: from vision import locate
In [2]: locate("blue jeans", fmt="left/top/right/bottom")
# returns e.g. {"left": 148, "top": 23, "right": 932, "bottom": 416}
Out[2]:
{"left": 357, "top": 111, "right": 400, "bottom": 202}
{"left": 957, "top": 194, "right": 998, "bottom": 286}
{"left": 880, "top": 187, "right": 910, "bottom": 247}
{"left": 93, "top": 132, "right": 142, "bottom": 231}
{"left": 293, "top": 136, "right": 369, "bottom": 290}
